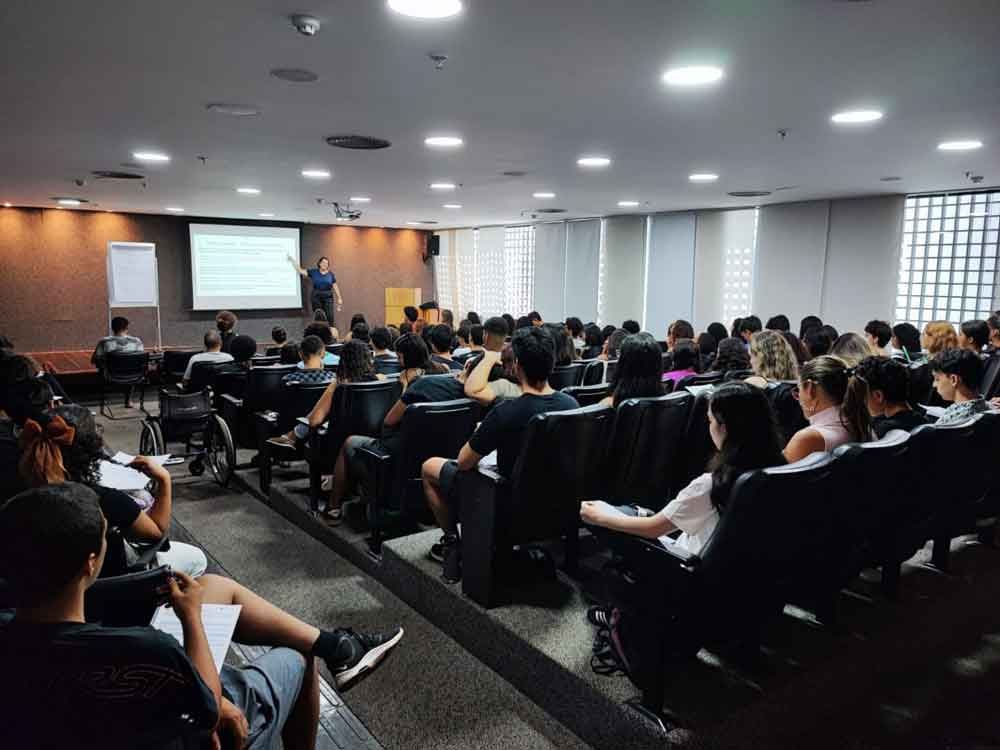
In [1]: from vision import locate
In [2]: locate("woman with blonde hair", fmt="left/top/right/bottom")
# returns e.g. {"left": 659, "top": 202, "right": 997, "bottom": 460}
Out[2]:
{"left": 921, "top": 320, "right": 958, "bottom": 356}
{"left": 745, "top": 330, "right": 799, "bottom": 387}
{"left": 830, "top": 332, "right": 878, "bottom": 368}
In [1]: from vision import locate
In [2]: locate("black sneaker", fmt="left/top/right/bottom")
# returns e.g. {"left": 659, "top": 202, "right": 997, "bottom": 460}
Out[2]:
{"left": 428, "top": 535, "right": 447, "bottom": 563}
{"left": 322, "top": 627, "right": 404, "bottom": 688}
{"left": 586, "top": 605, "right": 612, "bottom": 629}
{"left": 442, "top": 538, "right": 461, "bottom": 583}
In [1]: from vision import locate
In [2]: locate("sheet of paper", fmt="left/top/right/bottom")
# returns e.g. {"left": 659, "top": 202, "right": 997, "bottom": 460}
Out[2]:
{"left": 920, "top": 404, "right": 947, "bottom": 419}
{"left": 110, "top": 451, "right": 172, "bottom": 466}
{"left": 97, "top": 460, "right": 151, "bottom": 491}
{"left": 150, "top": 603, "right": 242, "bottom": 674}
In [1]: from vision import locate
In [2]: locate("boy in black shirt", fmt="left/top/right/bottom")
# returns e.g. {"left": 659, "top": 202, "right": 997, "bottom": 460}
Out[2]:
{"left": 421, "top": 326, "right": 578, "bottom": 582}
{"left": 855, "top": 356, "right": 928, "bottom": 438}
{"left": 0, "top": 483, "right": 403, "bottom": 750}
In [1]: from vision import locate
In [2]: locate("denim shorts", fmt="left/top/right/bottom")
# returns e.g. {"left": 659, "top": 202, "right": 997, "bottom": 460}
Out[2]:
{"left": 220, "top": 647, "right": 306, "bottom": 750}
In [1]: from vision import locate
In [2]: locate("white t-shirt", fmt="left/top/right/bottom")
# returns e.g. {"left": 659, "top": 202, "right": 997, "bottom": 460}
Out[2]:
{"left": 658, "top": 472, "right": 718, "bottom": 555}
{"left": 183, "top": 351, "right": 233, "bottom": 381}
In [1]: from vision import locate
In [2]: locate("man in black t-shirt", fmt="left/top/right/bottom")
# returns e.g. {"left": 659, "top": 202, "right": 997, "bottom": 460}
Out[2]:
{"left": 429, "top": 324, "right": 464, "bottom": 371}
{"left": 421, "top": 326, "right": 578, "bottom": 582}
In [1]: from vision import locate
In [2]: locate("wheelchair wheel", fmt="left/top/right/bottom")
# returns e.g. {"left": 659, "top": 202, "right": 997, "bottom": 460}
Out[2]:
{"left": 139, "top": 420, "right": 165, "bottom": 456}
{"left": 205, "top": 414, "right": 235, "bottom": 487}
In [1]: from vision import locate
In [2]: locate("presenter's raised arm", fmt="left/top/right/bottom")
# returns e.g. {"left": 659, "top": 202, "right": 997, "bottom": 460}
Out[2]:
{"left": 287, "top": 254, "right": 307, "bottom": 277}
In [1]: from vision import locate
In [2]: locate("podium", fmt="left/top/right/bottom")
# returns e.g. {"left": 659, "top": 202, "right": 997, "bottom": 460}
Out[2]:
{"left": 385, "top": 288, "right": 422, "bottom": 327}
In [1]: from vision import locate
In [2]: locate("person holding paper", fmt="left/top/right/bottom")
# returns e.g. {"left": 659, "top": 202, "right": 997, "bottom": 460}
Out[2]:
{"left": 0, "top": 482, "right": 404, "bottom": 750}
{"left": 288, "top": 255, "right": 343, "bottom": 327}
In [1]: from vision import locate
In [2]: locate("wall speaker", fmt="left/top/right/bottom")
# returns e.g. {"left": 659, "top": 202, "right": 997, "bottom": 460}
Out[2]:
{"left": 427, "top": 235, "right": 440, "bottom": 257}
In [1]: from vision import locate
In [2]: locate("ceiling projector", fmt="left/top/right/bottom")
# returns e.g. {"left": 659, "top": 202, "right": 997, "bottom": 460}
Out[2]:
{"left": 332, "top": 202, "right": 362, "bottom": 221}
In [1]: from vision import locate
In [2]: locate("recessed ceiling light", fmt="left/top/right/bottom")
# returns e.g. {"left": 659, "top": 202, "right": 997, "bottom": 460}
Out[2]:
{"left": 424, "top": 135, "right": 464, "bottom": 148}
{"left": 937, "top": 140, "right": 983, "bottom": 151}
{"left": 430, "top": 182, "right": 456, "bottom": 190}
{"left": 236, "top": 187, "right": 261, "bottom": 195}
{"left": 259, "top": 212, "right": 274, "bottom": 218}
{"left": 270, "top": 68, "right": 319, "bottom": 83}
{"left": 533, "top": 191, "right": 556, "bottom": 199}
{"left": 349, "top": 196, "right": 371, "bottom": 203}
{"left": 388, "top": 0, "right": 463, "bottom": 19}
{"left": 336, "top": 217, "right": 351, "bottom": 222}
{"left": 577, "top": 156, "right": 611, "bottom": 168}
{"left": 57, "top": 198, "right": 82, "bottom": 206}
{"left": 3, "top": 202, "right": 11, "bottom": 208}
{"left": 831, "top": 109, "right": 883, "bottom": 124}
{"left": 689, "top": 173, "right": 719, "bottom": 182}
{"left": 105, "top": 209, "right": 113, "bottom": 212}
{"left": 406, "top": 221, "right": 423, "bottom": 225}
{"left": 206, "top": 103, "right": 260, "bottom": 117}
{"left": 617, "top": 200, "right": 640, "bottom": 207}
{"left": 132, "top": 151, "right": 170, "bottom": 163}
{"left": 166, "top": 206, "right": 185, "bottom": 213}
{"left": 301, "top": 169, "right": 331, "bottom": 179}
{"left": 662, "top": 66, "right": 724, "bottom": 86}
{"left": 443, "top": 203, "right": 462, "bottom": 209}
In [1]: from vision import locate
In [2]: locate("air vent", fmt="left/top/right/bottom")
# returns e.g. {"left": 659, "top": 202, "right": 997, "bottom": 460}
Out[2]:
{"left": 773, "top": 185, "right": 799, "bottom": 192}
{"left": 502, "top": 170, "right": 528, "bottom": 177}
{"left": 326, "top": 134, "right": 392, "bottom": 150}
{"left": 535, "top": 208, "right": 567, "bottom": 214}
{"left": 880, "top": 176, "right": 902, "bottom": 182}
{"left": 417, "top": 220, "right": 439, "bottom": 225}
{"left": 92, "top": 170, "right": 145, "bottom": 180}
{"left": 270, "top": 68, "right": 319, "bottom": 83}
{"left": 727, "top": 190, "right": 772, "bottom": 198}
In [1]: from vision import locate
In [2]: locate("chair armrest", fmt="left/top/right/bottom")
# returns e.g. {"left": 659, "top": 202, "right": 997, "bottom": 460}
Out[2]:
{"left": 355, "top": 445, "right": 393, "bottom": 511}
{"left": 219, "top": 394, "right": 243, "bottom": 408}
{"left": 455, "top": 468, "right": 507, "bottom": 607}
{"left": 127, "top": 536, "right": 170, "bottom": 570}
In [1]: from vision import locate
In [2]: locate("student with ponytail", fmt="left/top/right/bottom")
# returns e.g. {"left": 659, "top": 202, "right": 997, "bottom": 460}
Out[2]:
{"left": 784, "top": 354, "right": 872, "bottom": 463}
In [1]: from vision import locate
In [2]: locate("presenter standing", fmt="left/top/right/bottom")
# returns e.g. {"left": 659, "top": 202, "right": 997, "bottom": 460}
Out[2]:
{"left": 289, "top": 255, "right": 343, "bottom": 325}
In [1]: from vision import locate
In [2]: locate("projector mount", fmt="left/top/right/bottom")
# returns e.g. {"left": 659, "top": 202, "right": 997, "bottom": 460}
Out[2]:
{"left": 313, "top": 198, "right": 362, "bottom": 221}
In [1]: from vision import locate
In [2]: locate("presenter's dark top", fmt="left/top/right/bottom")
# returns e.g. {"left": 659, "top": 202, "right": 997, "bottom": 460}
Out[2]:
{"left": 307, "top": 268, "right": 336, "bottom": 292}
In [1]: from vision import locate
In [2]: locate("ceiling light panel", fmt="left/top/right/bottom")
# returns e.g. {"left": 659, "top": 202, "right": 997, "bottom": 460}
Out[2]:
{"left": 388, "top": 0, "right": 463, "bottom": 19}
{"left": 662, "top": 66, "right": 724, "bottom": 86}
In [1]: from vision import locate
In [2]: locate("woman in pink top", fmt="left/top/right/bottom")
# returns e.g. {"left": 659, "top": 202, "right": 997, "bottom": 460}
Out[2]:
{"left": 784, "top": 354, "right": 871, "bottom": 463}
{"left": 662, "top": 340, "right": 700, "bottom": 385}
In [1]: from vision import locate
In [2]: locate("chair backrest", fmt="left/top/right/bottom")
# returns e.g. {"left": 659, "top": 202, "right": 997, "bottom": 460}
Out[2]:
{"left": 605, "top": 359, "right": 619, "bottom": 384}
{"left": 187, "top": 360, "right": 230, "bottom": 393}
{"left": 764, "top": 381, "right": 809, "bottom": 446}
{"left": 606, "top": 392, "right": 694, "bottom": 508}
{"left": 677, "top": 389, "right": 715, "bottom": 494}
{"left": 326, "top": 380, "right": 404, "bottom": 455}
{"left": 452, "top": 351, "right": 474, "bottom": 366}
{"left": 162, "top": 350, "right": 199, "bottom": 379}
{"left": 907, "top": 361, "right": 936, "bottom": 406}
{"left": 85, "top": 565, "right": 173, "bottom": 627}
{"left": 507, "top": 404, "right": 615, "bottom": 540}
{"left": 251, "top": 354, "right": 279, "bottom": 366}
{"left": 274, "top": 381, "right": 329, "bottom": 434}
{"left": 264, "top": 346, "right": 282, "bottom": 357}
{"left": 392, "top": 398, "right": 481, "bottom": 510}
{"left": 326, "top": 343, "right": 344, "bottom": 356}
{"left": 242, "top": 365, "right": 298, "bottom": 412}
{"left": 548, "top": 362, "right": 587, "bottom": 390}
{"left": 980, "top": 354, "right": 1000, "bottom": 399}
{"left": 661, "top": 351, "right": 673, "bottom": 374}
{"left": 723, "top": 368, "right": 753, "bottom": 381}
{"left": 561, "top": 383, "right": 611, "bottom": 407}
{"left": 676, "top": 371, "right": 724, "bottom": 390}
{"left": 158, "top": 389, "right": 212, "bottom": 423}
{"left": 581, "top": 359, "right": 606, "bottom": 386}
{"left": 104, "top": 351, "right": 149, "bottom": 383}
{"left": 375, "top": 357, "right": 403, "bottom": 376}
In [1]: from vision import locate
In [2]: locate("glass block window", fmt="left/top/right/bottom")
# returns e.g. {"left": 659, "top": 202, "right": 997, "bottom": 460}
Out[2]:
{"left": 504, "top": 225, "right": 535, "bottom": 317}
{"left": 722, "top": 208, "right": 758, "bottom": 324}
{"left": 896, "top": 191, "right": 1000, "bottom": 327}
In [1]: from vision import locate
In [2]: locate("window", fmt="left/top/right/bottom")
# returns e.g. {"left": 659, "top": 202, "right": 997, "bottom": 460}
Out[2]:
{"left": 503, "top": 225, "right": 535, "bottom": 317}
{"left": 722, "top": 208, "right": 758, "bottom": 324}
{"left": 896, "top": 191, "right": 1000, "bottom": 327}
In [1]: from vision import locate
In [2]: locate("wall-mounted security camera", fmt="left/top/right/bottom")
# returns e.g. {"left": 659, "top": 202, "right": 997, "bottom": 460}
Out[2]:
{"left": 290, "top": 14, "right": 320, "bottom": 36}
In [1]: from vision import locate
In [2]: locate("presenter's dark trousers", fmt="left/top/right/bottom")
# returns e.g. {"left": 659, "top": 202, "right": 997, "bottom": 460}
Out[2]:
{"left": 311, "top": 292, "right": 334, "bottom": 327}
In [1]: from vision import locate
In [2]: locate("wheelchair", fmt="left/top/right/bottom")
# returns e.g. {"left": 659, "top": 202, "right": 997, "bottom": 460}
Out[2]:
{"left": 138, "top": 389, "right": 235, "bottom": 486}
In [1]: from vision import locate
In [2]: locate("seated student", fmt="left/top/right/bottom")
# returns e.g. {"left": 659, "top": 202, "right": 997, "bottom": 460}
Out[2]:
{"left": 803, "top": 328, "right": 833, "bottom": 359}
{"left": 463, "top": 317, "right": 519, "bottom": 404}
{"left": 765, "top": 314, "right": 790, "bottom": 332}
{"left": 214, "top": 334, "right": 258, "bottom": 378}
{"left": 784, "top": 355, "right": 870, "bottom": 462}
{"left": 0, "top": 483, "right": 403, "bottom": 750}
{"left": 745, "top": 329, "right": 799, "bottom": 387}
{"left": 91, "top": 316, "right": 144, "bottom": 408}
{"left": 820, "top": 324, "right": 840, "bottom": 342}
{"left": 602, "top": 328, "right": 628, "bottom": 362}
{"left": 737, "top": 315, "right": 763, "bottom": 345}
{"left": 600, "top": 333, "right": 664, "bottom": 407}
{"left": 923, "top": 320, "right": 959, "bottom": 357}
{"left": 271, "top": 325, "right": 288, "bottom": 348}
{"left": 350, "top": 322, "right": 371, "bottom": 345}
{"left": 428, "top": 324, "right": 463, "bottom": 371}
{"left": 988, "top": 312, "right": 1000, "bottom": 353}
{"left": 712, "top": 336, "right": 751, "bottom": 373}
{"left": 662, "top": 340, "right": 699, "bottom": 385}
{"left": 182, "top": 330, "right": 234, "bottom": 387}
{"left": 399, "top": 320, "right": 413, "bottom": 335}
{"left": 18, "top": 404, "right": 207, "bottom": 578}
{"left": 280, "top": 340, "right": 301, "bottom": 364}
{"left": 891, "top": 322, "right": 924, "bottom": 362}
{"left": 666, "top": 319, "right": 695, "bottom": 352}
{"left": 696, "top": 332, "right": 719, "bottom": 373}
{"left": 371, "top": 326, "right": 398, "bottom": 361}
{"left": 854, "top": 356, "right": 928, "bottom": 437}
{"left": 782, "top": 331, "right": 809, "bottom": 365}
{"left": 216, "top": 310, "right": 238, "bottom": 353}
{"left": 581, "top": 382, "right": 784, "bottom": 554}
{"left": 421, "top": 326, "right": 579, "bottom": 582}
{"left": 621, "top": 319, "right": 641, "bottom": 336}
{"left": 528, "top": 311, "right": 543, "bottom": 327}
{"left": 501, "top": 313, "right": 516, "bottom": 335}
{"left": 268, "top": 340, "right": 381, "bottom": 451}
{"left": 322, "top": 335, "right": 449, "bottom": 524}
{"left": 864, "top": 320, "right": 892, "bottom": 357}
{"left": 441, "top": 309, "right": 455, "bottom": 327}
{"left": 707, "top": 322, "right": 728, "bottom": 346}
{"left": 546, "top": 322, "right": 578, "bottom": 366}
{"left": 565, "top": 317, "right": 585, "bottom": 352}
{"left": 283, "top": 335, "right": 334, "bottom": 386}
{"left": 453, "top": 322, "right": 474, "bottom": 358}
{"left": 302, "top": 322, "right": 339, "bottom": 366}
{"left": 830, "top": 332, "right": 877, "bottom": 368}
{"left": 959, "top": 319, "right": 990, "bottom": 354}
{"left": 515, "top": 315, "right": 533, "bottom": 331}
{"left": 467, "top": 311, "right": 481, "bottom": 325}
{"left": 799, "top": 315, "right": 823, "bottom": 341}
{"left": 931, "top": 348, "right": 990, "bottom": 425}
{"left": 402, "top": 305, "right": 419, "bottom": 328}
{"left": 581, "top": 324, "right": 604, "bottom": 360}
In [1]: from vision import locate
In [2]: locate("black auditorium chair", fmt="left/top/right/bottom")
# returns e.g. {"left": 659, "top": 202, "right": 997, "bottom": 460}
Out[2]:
{"left": 675, "top": 371, "right": 724, "bottom": 391}
{"left": 581, "top": 359, "right": 605, "bottom": 386}
{"left": 605, "top": 359, "right": 619, "bottom": 385}
{"left": 100, "top": 351, "right": 150, "bottom": 419}
{"left": 161, "top": 349, "right": 199, "bottom": 385}
{"left": 561, "top": 383, "right": 611, "bottom": 407}
{"left": 304, "top": 379, "right": 402, "bottom": 510}
{"left": 374, "top": 357, "right": 403, "bottom": 376}
{"left": 972, "top": 411, "right": 1000, "bottom": 541}
{"left": 980, "top": 353, "right": 1000, "bottom": 400}
{"left": 595, "top": 452, "right": 838, "bottom": 721}
{"left": 452, "top": 351, "right": 474, "bottom": 367}
{"left": 357, "top": 398, "right": 480, "bottom": 554}
{"left": 764, "top": 381, "right": 808, "bottom": 447}
{"left": 723, "top": 368, "right": 753, "bottom": 381}
{"left": 660, "top": 352, "right": 672, "bottom": 374}
{"left": 219, "top": 365, "right": 297, "bottom": 454}
{"left": 907, "top": 361, "right": 944, "bottom": 407}
{"left": 548, "top": 361, "right": 588, "bottom": 390}
{"left": 85, "top": 564, "right": 173, "bottom": 627}
{"left": 186, "top": 359, "right": 231, "bottom": 395}
{"left": 454, "top": 404, "right": 614, "bottom": 607}
{"left": 251, "top": 354, "right": 280, "bottom": 367}
{"left": 264, "top": 346, "right": 282, "bottom": 357}
{"left": 254, "top": 381, "right": 329, "bottom": 493}
{"left": 675, "top": 390, "right": 715, "bottom": 495}
{"left": 605, "top": 392, "right": 693, "bottom": 510}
